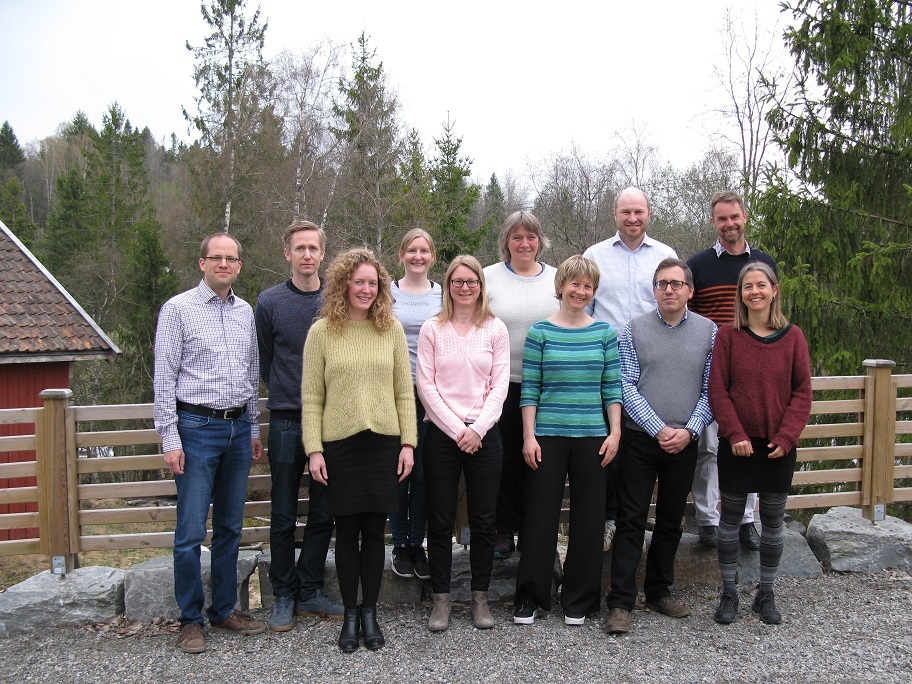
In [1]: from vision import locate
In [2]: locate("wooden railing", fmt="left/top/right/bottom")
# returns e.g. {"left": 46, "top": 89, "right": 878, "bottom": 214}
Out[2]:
{"left": 0, "top": 360, "right": 909, "bottom": 573}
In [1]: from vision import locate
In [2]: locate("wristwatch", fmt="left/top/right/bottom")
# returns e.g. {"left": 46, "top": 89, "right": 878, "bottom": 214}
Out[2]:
{"left": 688, "top": 429, "right": 699, "bottom": 442}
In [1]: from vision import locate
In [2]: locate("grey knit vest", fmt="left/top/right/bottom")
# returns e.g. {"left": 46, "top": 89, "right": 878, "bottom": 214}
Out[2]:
{"left": 626, "top": 310, "right": 714, "bottom": 431}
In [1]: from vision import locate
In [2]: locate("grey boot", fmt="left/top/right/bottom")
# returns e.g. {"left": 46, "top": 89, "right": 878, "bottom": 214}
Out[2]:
{"left": 428, "top": 593, "right": 451, "bottom": 632}
{"left": 471, "top": 591, "right": 494, "bottom": 629}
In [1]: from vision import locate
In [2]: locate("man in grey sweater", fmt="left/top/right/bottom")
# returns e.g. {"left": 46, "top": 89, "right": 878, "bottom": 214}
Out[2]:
{"left": 605, "top": 258, "right": 717, "bottom": 635}
{"left": 256, "top": 220, "right": 342, "bottom": 631}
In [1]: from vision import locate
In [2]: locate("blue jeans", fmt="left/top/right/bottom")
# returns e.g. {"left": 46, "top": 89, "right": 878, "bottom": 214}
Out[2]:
{"left": 268, "top": 417, "right": 334, "bottom": 599}
{"left": 173, "top": 410, "right": 253, "bottom": 626}
{"left": 389, "top": 392, "right": 427, "bottom": 548}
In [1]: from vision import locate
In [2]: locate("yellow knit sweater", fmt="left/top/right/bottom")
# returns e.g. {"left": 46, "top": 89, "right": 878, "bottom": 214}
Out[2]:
{"left": 301, "top": 318, "right": 417, "bottom": 454}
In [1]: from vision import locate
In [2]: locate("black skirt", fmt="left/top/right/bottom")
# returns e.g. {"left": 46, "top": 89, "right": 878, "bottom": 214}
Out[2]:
{"left": 322, "top": 430, "right": 400, "bottom": 516}
{"left": 717, "top": 436, "right": 797, "bottom": 494}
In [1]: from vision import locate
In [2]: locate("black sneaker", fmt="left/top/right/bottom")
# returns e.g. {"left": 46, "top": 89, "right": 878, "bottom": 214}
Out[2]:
{"left": 714, "top": 588, "right": 739, "bottom": 624}
{"left": 513, "top": 596, "right": 539, "bottom": 625}
{"left": 391, "top": 546, "right": 414, "bottom": 578}
{"left": 752, "top": 589, "right": 781, "bottom": 624}
{"left": 410, "top": 545, "right": 430, "bottom": 580}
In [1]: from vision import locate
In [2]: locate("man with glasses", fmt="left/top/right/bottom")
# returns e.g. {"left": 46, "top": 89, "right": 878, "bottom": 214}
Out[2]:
{"left": 687, "top": 191, "right": 778, "bottom": 551}
{"left": 255, "top": 220, "right": 343, "bottom": 631}
{"left": 154, "top": 233, "right": 266, "bottom": 653}
{"left": 605, "top": 258, "right": 716, "bottom": 634}
{"left": 583, "top": 187, "right": 677, "bottom": 551}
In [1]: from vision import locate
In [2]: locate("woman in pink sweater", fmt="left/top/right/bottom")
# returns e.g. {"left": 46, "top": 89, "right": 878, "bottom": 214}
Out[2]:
{"left": 417, "top": 255, "right": 510, "bottom": 632}
{"left": 709, "top": 262, "right": 812, "bottom": 626}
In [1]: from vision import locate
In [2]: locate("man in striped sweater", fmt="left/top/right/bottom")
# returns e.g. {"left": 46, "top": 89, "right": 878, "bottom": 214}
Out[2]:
{"left": 687, "top": 190, "right": 778, "bottom": 550}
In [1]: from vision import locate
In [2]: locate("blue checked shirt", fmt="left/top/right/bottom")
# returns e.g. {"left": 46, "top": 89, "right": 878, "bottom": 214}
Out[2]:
{"left": 153, "top": 280, "right": 260, "bottom": 452}
{"left": 619, "top": 309, "right": 715, "bottom": 438}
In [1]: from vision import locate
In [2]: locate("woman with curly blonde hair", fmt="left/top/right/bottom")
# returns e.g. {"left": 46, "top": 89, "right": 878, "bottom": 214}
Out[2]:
{"left": 302, "top": 247, "right": 417, "bottom": 652}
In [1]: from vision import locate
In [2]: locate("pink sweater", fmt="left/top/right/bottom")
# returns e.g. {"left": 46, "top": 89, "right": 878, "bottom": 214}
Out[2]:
{"left": 416, "top": 316, "right": 510, "bottom": 441}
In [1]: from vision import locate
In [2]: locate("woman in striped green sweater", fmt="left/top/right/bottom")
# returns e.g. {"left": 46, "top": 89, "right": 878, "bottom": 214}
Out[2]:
{"left": 512, "top": 256, "right": 623, "bottom": 626}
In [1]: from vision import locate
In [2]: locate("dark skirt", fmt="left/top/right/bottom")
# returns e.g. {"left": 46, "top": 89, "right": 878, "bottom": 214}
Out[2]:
{"left": 717, "top": 436, "right": 797, "bottom": 494}
{"left": 322, "top": 430, "right": 400, "bottom": 516}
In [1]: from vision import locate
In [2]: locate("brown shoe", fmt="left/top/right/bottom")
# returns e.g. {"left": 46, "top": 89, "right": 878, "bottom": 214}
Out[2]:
{"left": 645, "top": 596, "right": 691, "bottom": 618}
{"left": 211, "top": 610, "right": 267, "bottom": 635}
{"left": 178, "top": 622, "right": 207, "bottom": 653}
{"left": 605, "top": 607, "right": 632, "bottom": 634}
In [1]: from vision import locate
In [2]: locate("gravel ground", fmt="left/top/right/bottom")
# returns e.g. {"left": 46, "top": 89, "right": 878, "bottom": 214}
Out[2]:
{"left": 1, "top": 571, "right": 910, "bottom": 683}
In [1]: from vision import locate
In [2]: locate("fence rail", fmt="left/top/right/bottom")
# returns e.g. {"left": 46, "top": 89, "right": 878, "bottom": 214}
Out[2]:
{"left": 0, "top": 360, "right": 909, "bottom": 573}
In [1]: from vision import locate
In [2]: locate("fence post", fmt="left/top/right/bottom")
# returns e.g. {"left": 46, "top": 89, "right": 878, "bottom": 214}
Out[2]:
{"left": 36, "top": 389, "right": 76, "bottom": 574}
{"left": 861, "top": 360, "right": 897, "bottom": 522}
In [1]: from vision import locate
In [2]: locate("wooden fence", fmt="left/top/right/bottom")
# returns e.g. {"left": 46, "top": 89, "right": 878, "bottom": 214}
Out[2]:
{"left": 0, "top": 360, "right": 909, "bottom": 574}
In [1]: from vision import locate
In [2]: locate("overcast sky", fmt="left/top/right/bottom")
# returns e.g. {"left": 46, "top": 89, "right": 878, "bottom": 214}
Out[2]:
{"left": 1, "top": 0, "right": 792, "bottom": 184}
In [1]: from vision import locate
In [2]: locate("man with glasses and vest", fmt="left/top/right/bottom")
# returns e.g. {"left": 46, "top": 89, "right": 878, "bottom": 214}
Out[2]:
{"left": 605, "top": 258, "right": 716, "bottom": 635}
{"left": 154, "top": 233, "right": 266, "bottom": 654}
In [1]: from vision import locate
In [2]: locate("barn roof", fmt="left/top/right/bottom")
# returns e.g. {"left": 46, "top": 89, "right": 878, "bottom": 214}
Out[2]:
{"left": 0, "top": 220, "right": 120, "bottom": 364}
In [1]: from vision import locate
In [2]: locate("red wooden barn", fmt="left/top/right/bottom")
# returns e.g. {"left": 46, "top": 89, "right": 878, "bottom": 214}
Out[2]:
{"left": 0, "top": 220, "right": 119, "bottom": 540}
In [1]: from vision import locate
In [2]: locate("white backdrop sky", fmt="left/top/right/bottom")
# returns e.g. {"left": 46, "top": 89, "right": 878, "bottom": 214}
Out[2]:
{"left": 0, "top": 0, "right": 791, "bottom": 184}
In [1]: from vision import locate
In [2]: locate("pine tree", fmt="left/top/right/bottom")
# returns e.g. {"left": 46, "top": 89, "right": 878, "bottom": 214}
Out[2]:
{"left": 330, "top": 33, "right": 402, "bottom": 257}
{"left": 0, "top": 122, "right": 25, "bottom": 170}
{"left": 0, "top": 177, "right": 38, "bottom": 249}
{"left": 756, "top": 0, "right": 912, "bottom": 374}
{"left": 427, "top": 117, "right": 482, "bottom": 267}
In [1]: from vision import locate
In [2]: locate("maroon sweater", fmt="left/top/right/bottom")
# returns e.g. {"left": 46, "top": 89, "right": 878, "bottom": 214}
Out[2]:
{"left": 709, "top": 324, "right": 812, "bottom": 453}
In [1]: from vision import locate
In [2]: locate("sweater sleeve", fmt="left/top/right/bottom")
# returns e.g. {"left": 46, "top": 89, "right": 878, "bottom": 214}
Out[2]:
{"left": 301, "top": 321, "right": 327, "bottom": 455}
{"left": 393, "top": 322, "right": 418, "bottom": 446}
{"left": 468, "top": 318, "right": 511, "bottom": 439}
{"left": 708, "top": 325, "right": 750, "bottom": 445}
{"left": 770, "top": 327, "right": 813, "bottom": 453}
{"left": 601, "top": 325, "right": 622, "bottom": 408}
{"left": 416, "top": 320, "right": 468, "bottom": 441}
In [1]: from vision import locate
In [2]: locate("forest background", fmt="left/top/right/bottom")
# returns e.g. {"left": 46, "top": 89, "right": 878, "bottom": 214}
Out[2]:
{"left": 0, "top": 0, "right": 909, "bottom": 412}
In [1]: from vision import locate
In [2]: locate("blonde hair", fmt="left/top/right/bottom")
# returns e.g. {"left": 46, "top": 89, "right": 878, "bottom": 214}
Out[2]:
{"left": 399, "top": 228, "right": 436, "bottom": 262}
{"left": 283, "top": 219, "right": 326, "bottom": 250}
{"left": 437, "top": 255, "right": 493, "bottom": 326}
{"left": 320, "top": 247, "right": 395, "bottom": 332}
{"left": 733, "top": 262, "right": 788, "bottom": 331}
{"left": 554, "top": 255, "right": 600, "bottom": 300}
{"left": 497, "top": 210, "right": 550, "bottom": 262}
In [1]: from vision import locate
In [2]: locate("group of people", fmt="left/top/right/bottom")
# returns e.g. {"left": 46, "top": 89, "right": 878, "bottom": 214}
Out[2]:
{"left": 153, "top": 187, "right": 812, "bottom": 654}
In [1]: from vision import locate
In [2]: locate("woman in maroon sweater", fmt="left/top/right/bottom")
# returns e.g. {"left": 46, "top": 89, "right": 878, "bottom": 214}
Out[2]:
{"left": 708, "top": 262, "right": 811, "bottom": 626}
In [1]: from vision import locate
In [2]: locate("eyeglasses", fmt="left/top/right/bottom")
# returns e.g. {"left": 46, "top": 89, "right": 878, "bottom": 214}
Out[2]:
{"left": 450, "top": 278, "right": 481, "bottom": 289}
{"left": 203, "top": 255, "right": 241, "bottom": 264}
{"left": 653, "top": 280, "right": 687, "bottom": 291}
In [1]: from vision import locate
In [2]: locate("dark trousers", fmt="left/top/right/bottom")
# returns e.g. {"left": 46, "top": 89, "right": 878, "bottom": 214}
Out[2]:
{"left": 495, "top": 382, "right": 524, "bottom": 535}
{"left": 334, "top": 512, "right": 387, "bottom": 609}
{"left": 424, "top": 422, "right": 502, "bottom": 594}
{"left": 607, "top": 428, "right": 698, "bottom": 611}
{"left": 389, "top": 390, "right": 427, "bottom": 548}
{"left": 267, "top": 417, "right": 334, "bottom": 599}
{"left": 516, "top": 436, "right": 606, "bottom": 615}
{"left": 604, "top": 419, "right": 623, "bottom": 521}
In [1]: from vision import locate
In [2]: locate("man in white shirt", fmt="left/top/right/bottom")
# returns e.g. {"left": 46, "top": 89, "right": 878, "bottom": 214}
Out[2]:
{"left": 583, "top": 187, "right": 678, "bottom": 549}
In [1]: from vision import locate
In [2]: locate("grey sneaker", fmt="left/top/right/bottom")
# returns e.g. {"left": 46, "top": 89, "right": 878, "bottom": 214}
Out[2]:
{"left": 269, "top": 595, "right": 295, "bottom": 632}
{"left": 296, "top": 588, "right": 344, "bottom": 620}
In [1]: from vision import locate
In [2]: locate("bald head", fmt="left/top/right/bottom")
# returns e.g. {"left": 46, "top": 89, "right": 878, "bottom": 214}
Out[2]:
{"left": 614, "top": 187, "right": 651, "bottom": 248}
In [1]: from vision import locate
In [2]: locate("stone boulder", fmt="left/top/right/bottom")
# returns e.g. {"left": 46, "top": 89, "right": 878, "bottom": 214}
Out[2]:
{"left": 124, "top": 549, "right": 259, "bottom": 622}
{"left": 806, "top": 506, "right": 912, "bottom": 573}
{"left": 0, "top": 566, "right": 125, "bottom": 637}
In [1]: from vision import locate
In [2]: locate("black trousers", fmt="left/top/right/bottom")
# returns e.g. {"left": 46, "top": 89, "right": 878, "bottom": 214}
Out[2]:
{"left": 606, "top": 428, "right": 697, "bottom": 611}
{"left": 424, "top": 422, "right": 502, "bottom": 594}
{"left": 515, "top": 436, "right": 607, "bottom": 616}
{"left": 495, "top": 382, "right": 525, "bottom": 535}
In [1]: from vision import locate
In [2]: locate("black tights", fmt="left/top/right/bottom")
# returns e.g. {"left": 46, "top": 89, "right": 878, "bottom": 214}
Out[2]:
{"left": 334, "top": 512, "right": 387, "bottom": 609}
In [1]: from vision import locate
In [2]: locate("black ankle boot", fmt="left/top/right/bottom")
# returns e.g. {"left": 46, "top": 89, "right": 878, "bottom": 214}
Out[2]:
{"left": 338, "top": 607, "right": 360, "bottom": 652}
{"left": 752, "top": 589, "right": 782, "bottom": 625}
{"left": 360, "top": 605, "right": 385, "bottom": 650}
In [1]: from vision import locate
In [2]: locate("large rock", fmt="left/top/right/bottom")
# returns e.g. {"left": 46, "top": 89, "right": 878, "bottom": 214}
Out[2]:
{"left": 0, "top": 566, "right": 125, "bottom": 637}
{"left": 602, "top": 528, "right": 822, "bottom": 591}
{"left": 807, "top": 506, "right": 912, "bottom": 573}
{"left": 258, "top": 547, "right": 423, "bottom": 608}
{"left": 124, "top": 549, "right": 259, "bottom": 622}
